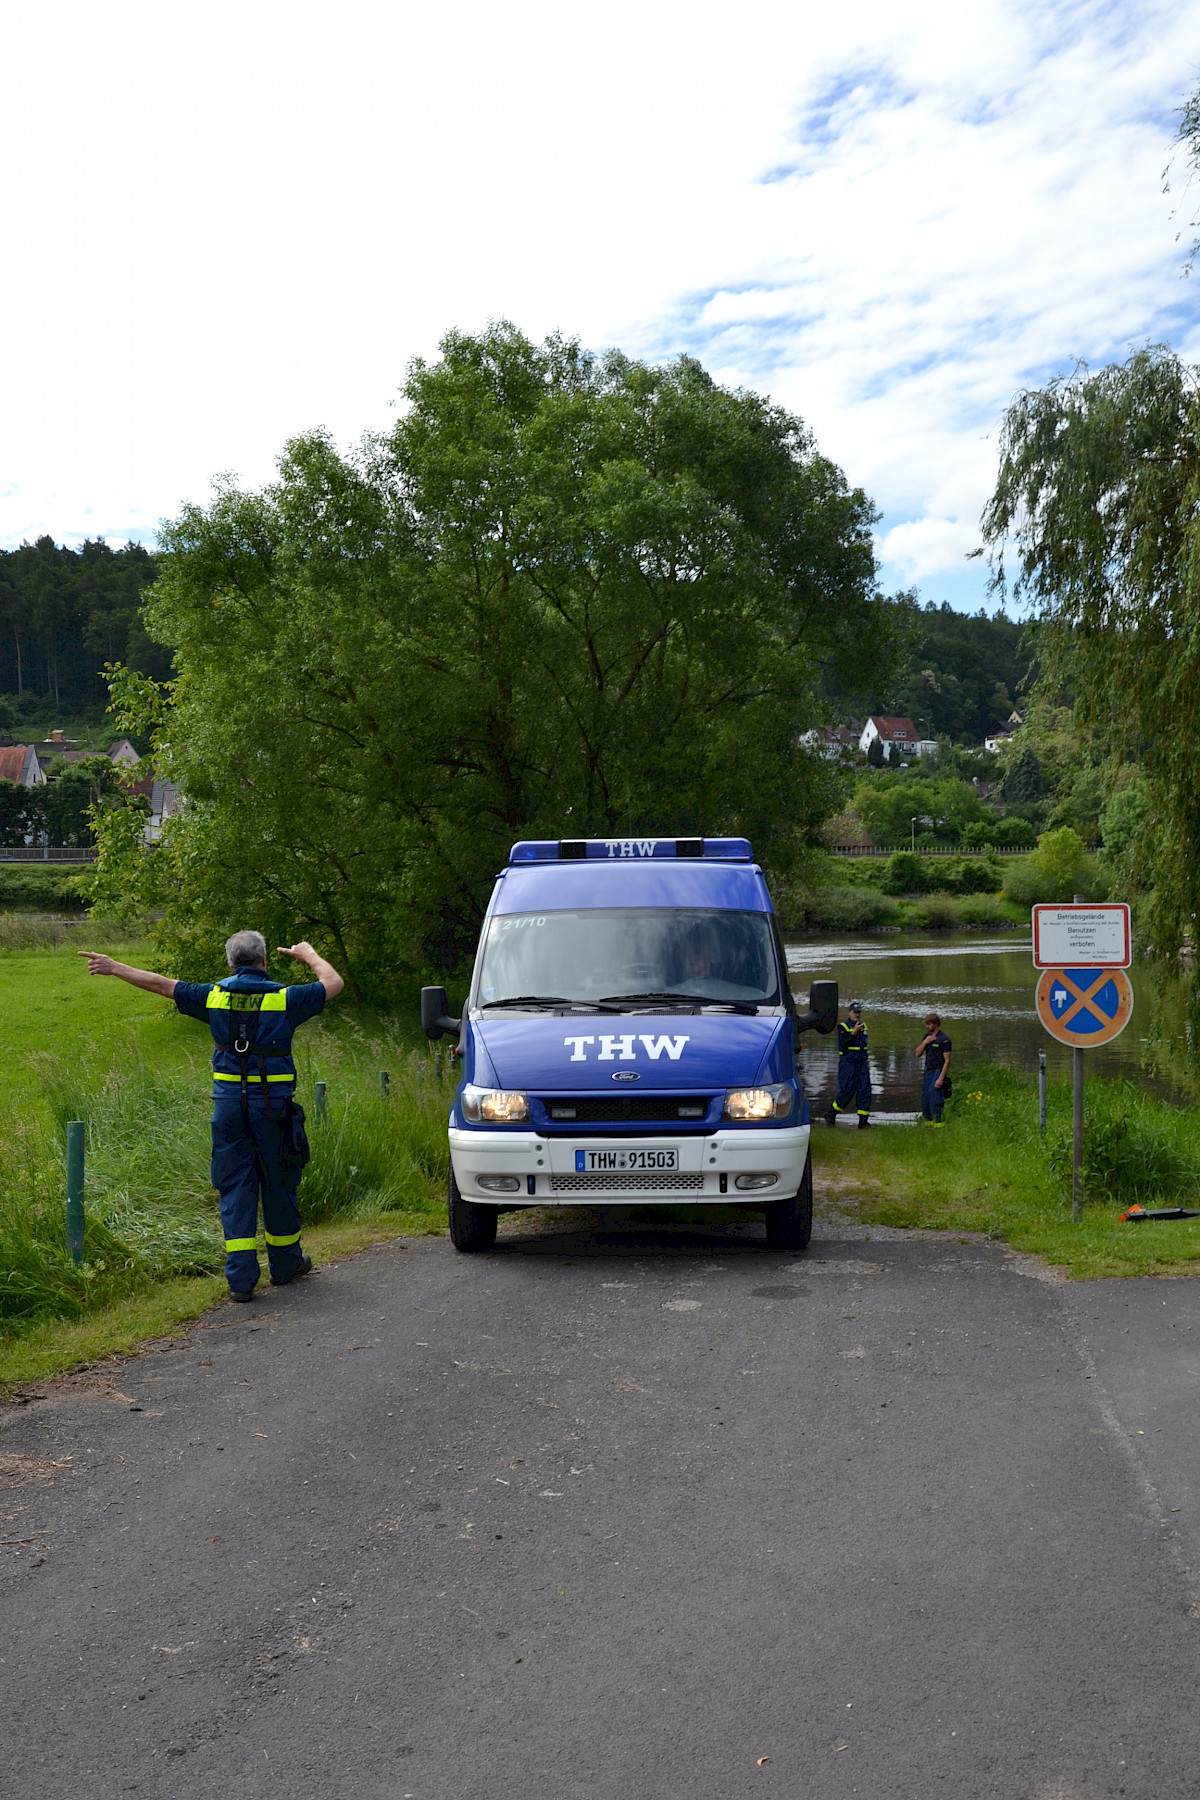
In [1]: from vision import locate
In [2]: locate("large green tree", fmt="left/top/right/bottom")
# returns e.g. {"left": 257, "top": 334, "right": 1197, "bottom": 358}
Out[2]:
{"left": 97, "top": 326, "right": 906, "bottom": 992}
{"left": 981, "top": 345, "right": 1199, "bottom": 971}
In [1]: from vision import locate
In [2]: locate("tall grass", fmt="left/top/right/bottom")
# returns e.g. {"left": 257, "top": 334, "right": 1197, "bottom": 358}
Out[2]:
{"left": 0, "top": 913, "right": 142, "bottom": 952}
{"left": 0, "top": 1022, "right": 453, "bottom": 1331}
{"left": 828, "top": 1062, "right": 1200, "bottom": 1277}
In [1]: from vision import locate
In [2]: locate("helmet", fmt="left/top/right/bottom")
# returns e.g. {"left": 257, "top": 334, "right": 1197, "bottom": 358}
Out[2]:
{"left": 847, "top": 1000, "right": 864, "bottom": 1014}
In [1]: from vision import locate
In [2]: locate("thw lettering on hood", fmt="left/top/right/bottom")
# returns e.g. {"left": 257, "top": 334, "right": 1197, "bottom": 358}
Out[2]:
{"left": 563, "top": 1034, "right": 690, "bottom": 1063}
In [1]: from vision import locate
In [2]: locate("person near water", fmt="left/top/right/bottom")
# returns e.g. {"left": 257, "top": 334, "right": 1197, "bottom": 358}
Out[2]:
{"left": 78, "top": 931, "right": 344, "bottom": 1301}
{"left": 829, "top": 1000, "right": 871, "bottom": 1128}
{"left": 915, "top": 1012, "right": 952, "bottom": 1125}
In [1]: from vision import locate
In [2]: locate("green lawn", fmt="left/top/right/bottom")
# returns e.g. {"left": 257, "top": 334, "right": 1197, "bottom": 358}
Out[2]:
{"left": 0, "top": 936, "right": 450, "bottom": 1392}
{"left": 2, "top": 939, "right": 200, "bottom": 1112}
{"left": 817, "top": 1066, "right": 1200, "bottom": 1279}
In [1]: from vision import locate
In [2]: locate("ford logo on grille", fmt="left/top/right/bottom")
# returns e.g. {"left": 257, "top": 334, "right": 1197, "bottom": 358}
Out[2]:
{"left": 611, "top": 1071, "right": 640, "bottom": 1082}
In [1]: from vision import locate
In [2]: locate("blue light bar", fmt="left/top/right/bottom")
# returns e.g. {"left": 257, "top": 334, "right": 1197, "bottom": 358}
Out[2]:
{"left": 508, "top": 837, "right": 754, "bottom": 864}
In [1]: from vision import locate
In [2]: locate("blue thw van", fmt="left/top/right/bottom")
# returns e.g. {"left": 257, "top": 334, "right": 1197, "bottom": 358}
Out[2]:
{"left": 421, "top": 836, "right": 837, "bottom": 1252}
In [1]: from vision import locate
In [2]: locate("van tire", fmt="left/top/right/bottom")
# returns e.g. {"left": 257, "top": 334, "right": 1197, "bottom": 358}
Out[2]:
{"left": 764, "top": 1150, "right": 813, "bottom": 1252}
{"left": 448, "top": 1168, "right": 498, "bottom": 1252}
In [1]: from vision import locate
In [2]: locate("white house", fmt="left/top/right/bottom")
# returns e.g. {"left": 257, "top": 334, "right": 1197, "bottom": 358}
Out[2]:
{"left": 859, "top": 715, "right": 929, "bottom": 761}
{"left": 107, "top": 737, "right": 140, "bottom": 765}
{"left": 0, "top": 744, "right": 45, "bottom": 786}
{"left": 800, "top": 725, "right": 859, "bottom": 760}
{"left": 148, "top": 778, "right": 181, "bottom": 838}
{"left": 982, "top": 711, "right": 1025, "bottom": 754}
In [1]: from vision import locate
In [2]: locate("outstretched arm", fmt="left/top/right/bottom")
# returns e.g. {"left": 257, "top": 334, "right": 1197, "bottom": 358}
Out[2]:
{"left": 76, "top": 952, "right": 177, "bottom": 998}
{"left": 278, "top": 941, "right": 345, "bottom": 1000}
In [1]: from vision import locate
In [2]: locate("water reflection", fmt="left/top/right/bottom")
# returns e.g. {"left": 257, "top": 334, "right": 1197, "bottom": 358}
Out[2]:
{"left": 785, "top": 932, "right": 1173, "bottom": 1113}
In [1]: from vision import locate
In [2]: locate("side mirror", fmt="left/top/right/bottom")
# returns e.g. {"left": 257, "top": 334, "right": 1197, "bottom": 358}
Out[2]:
{"left": 421, "top": 985, "right": 462, "bottom": 1041}
{"left": 795, "top": 979, "right": 838, "bottom": 1035}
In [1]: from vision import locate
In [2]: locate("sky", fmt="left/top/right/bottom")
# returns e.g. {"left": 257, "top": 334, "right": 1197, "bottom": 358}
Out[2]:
{"left": 2, "top": 0, "right": 1199, "bottom": 613}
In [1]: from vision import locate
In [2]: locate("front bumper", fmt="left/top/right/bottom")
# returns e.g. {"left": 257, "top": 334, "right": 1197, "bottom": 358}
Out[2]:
{"left": 448, "top": 1125, "right": 811, "bottom": 1206}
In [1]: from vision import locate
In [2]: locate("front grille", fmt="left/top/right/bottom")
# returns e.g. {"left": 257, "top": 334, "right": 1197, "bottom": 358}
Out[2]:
{"left": 550, "top": 1171, "right": 706, "bottom": 1193}
{"left": 542, "top": 1095, "right": 712, "bottom": 1123}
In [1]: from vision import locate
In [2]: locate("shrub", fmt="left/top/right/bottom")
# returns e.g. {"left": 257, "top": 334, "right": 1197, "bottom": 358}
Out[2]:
{"left": 954, "top": 855, "right": 1005, "bottom": 895}
{"left": 882, "top": 850, "right": 1003, "bottom": 897}
{"left": 0, "top": 867, "right": 87, "bottom": 911}
{"left": 917, "top": 893, "right": 959, "bottom": 930}
{"left": 881, "top": 850, "right": 924, "bottom": 895}
{"left": 957, "top": 893, "right": 1007, "bottom": 927}
{"left": 1002, "top": 828, "right": 1109, "bottom": 906}
{"left": 796, "top": 887, "right": 900, "bottom": 931}
{"left": 991, "top": 815, "right": 1036, "bottom": 848}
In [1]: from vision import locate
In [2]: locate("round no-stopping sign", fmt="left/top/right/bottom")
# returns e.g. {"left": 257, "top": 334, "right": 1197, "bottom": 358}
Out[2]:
{"left": 1035, "top": 966, "right": 1134, "bottom": 1047}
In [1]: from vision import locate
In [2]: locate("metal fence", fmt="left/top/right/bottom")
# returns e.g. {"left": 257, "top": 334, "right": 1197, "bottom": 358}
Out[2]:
{"left": 830, "top": 842, "right": 1026, "bottom": 858}
{"left": 0, "top": 847, "right": 98, "bottom": 862}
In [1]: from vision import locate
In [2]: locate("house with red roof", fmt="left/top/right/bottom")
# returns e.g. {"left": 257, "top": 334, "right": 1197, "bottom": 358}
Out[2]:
{"left": 858, "top": 716, "right": 936, "bottom": 761}
{"left": 0, "top": 744, "right": 45, "bottom": 786}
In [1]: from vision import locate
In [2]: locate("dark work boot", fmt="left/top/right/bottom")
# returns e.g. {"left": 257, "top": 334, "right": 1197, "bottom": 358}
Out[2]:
{"left": 229, "top": 1288, "right": 256, "bottom": 1303}
{"left": 857, "top": 1114, "right": 871, "bottom": 1129}
{"left": 271, "top": 1254, "right": 314, "bottom": 1287}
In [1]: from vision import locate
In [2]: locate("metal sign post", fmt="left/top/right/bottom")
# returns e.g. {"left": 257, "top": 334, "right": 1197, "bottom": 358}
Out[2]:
{"left": 1073, "top": 1043, "right": 1084, "bottom": 1223}
{"left": 1033, "top": 899, "right": 1134, "bottom": 1223}
{"left": 66, "top": 1121, "right": 84, "bottom": 1267}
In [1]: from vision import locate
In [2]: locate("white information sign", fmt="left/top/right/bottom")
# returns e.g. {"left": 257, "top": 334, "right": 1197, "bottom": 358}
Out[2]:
{"left": 1032, "top": 904, "right": 1131, "bottom": 969}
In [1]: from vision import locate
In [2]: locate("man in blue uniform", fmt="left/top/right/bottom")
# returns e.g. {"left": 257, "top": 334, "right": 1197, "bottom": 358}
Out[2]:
{"left": 78, "top": 931, "right": 344, "bottom": 1301}
{"left": 915, "top": 1012, "right": 952, "bottom": 1126}
{"left": 828, "top": 1000, "right": 871, "bottom": 1128}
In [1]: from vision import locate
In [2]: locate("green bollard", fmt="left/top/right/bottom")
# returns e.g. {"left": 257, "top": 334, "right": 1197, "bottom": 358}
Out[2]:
{"left": 66, "top": 1121, "right": 85, "bottom": 1268}
{"left": 315, "top": 1081, "right": 327, "bottom": 1123}
{"left": 379, "top": 1069, "right": 390, "bottom": 1097}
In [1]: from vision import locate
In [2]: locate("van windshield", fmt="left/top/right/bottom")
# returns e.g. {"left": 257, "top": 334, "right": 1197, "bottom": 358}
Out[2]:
{"left": 475, "top": 909, "right": 782, "bottom": 1009}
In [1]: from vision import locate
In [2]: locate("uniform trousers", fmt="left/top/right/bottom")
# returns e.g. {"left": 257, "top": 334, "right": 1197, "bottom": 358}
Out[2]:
{"left": 922, "top": 1069, "right": 946, "bottom": 1122}
{"left": 211, "top": 1092, "right": 306, "bottom": 1294}
{"left": 834, "top": 1056, "right": 872, "bottom": 1117}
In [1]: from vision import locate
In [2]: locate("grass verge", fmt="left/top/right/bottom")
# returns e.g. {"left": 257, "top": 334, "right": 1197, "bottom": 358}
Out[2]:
{"left": 0, "top": 937, "right": 456, "bottom": 1387}
{"left": 0, "top": 1211, "right": 442, "bottom": 1396}
{"left": 818, "top": 1064, "right": 1200, "bottom": 1278}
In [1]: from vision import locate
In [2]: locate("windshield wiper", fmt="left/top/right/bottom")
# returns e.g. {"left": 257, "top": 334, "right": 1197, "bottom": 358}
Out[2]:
{"left": 598, "top": 990, "right": 759, "bottom": 1015}
{"left": 480, "top": 995, "right": 619, "bottom": 1012}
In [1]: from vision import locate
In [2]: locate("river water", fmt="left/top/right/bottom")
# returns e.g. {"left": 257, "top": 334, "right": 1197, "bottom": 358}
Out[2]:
{"left": 784, "top": 931, "right": 1168, "bottom": 1115}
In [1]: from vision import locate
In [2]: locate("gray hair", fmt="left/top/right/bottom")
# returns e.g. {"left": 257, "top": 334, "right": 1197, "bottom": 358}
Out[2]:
{"left": 225, "top": 929, "right": 267, "bottom": 970}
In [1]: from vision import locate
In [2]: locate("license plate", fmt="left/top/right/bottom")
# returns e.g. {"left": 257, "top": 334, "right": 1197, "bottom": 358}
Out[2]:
{"left": 574, "top": 1147, "right": 678, "bottom": 1171}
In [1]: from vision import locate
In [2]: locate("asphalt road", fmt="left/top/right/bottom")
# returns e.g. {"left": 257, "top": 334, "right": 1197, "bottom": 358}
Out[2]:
{"left": 4, "top": 1208, "right": 1200, "bottom": 1800}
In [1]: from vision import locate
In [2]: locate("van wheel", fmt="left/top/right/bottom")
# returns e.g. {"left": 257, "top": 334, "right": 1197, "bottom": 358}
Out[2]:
{"left": 448, "top": 1168, "right": 498, "bottom": 1252}
{"left": 764, "top": 1151, "right": 813, "bottom": 1251}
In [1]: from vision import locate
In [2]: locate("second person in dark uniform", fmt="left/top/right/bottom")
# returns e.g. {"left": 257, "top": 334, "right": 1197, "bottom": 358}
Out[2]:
{"left": 829, "top": 999, "right": 872, "bottom": 1128}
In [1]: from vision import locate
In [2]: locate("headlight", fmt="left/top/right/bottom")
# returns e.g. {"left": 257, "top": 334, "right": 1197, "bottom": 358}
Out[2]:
{"left": 461, "top": 1086, "right": 530, "bottom": 1124}
{"left": 724, "top": 1084, "right": 794, "bottom": 1122}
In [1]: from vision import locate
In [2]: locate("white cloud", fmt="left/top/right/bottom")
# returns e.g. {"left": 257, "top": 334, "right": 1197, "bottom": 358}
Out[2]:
{"left": 0, "top": 0, "right": 1197, "bottom": 616}
{"left": 878, "top": 518, "right": 982, "bottom": 583}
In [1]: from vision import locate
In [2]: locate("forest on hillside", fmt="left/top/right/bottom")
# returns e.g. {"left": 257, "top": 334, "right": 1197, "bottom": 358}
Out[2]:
{"left": 870, "top": 602, "right": 1037, "bottom": 744}
{"left": 0, "top": 538, "right": 166, "bottom": 726}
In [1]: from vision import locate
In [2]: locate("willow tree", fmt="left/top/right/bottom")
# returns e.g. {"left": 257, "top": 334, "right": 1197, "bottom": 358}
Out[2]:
{"left": 95, "top": 325, "right": 907, "bottom": 994}
{"left": 981, "top": 347, "right": 1200, "bottom": 987}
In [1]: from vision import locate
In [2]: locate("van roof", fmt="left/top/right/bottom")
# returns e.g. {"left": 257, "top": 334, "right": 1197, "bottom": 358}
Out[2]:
{"left": 509, "top": 837, "right": 753, "bottom": 864}
{"left": 490, "top": 856, "right": 774, "bottom": 916}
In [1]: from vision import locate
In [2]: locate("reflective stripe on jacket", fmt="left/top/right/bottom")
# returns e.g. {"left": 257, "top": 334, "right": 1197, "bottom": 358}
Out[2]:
{"left": 207, "top": 978, "right": 298, "bottom": 1086}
